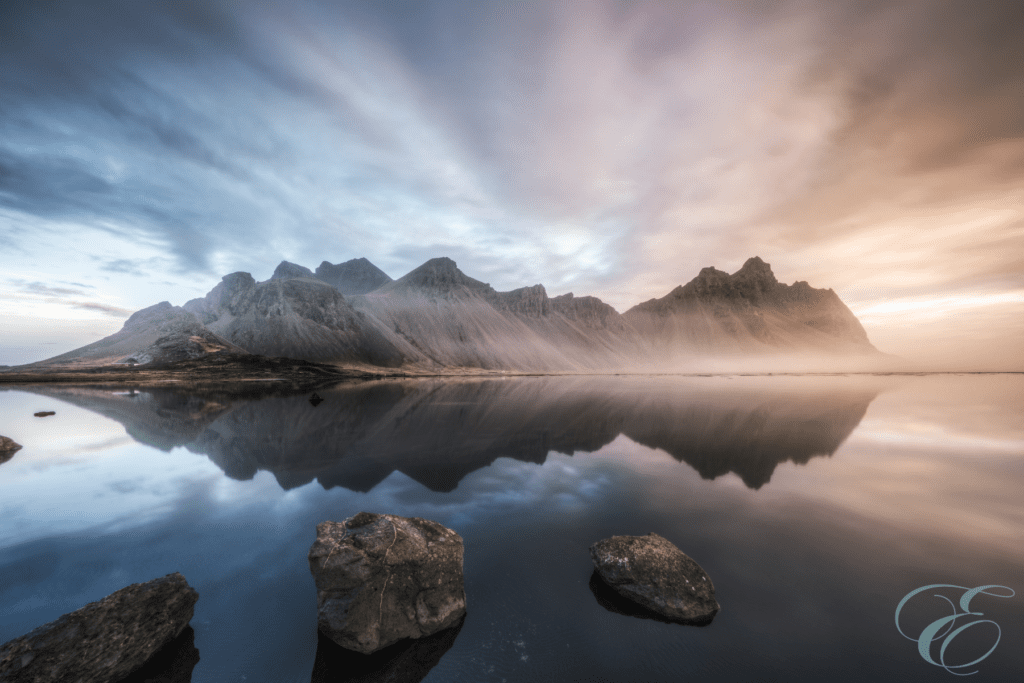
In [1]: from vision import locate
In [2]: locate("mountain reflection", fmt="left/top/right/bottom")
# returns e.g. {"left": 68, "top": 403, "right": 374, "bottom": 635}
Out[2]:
{"left": 22, "top": 376, "right": 878, "bottom": 491}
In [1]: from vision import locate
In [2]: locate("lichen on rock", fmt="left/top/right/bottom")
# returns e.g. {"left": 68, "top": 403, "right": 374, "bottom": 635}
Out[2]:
{"left": 590, "top": 533, "right": 719, "bottom": 624}
{"left": 308, "top": 512, "right": 466, "bottom": 654}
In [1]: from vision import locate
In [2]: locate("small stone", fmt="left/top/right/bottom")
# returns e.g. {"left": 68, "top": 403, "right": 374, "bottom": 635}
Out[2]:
{"left": 0, "top": 573, "right": 199, "bottom": 683}
{"left": 308, "top": 512, "right": 466, "bottom": 655}
{"left": 32, "top": 412, "right": 55, "bottom": 418}
{"left": 589, "top": 533, "right": 719, "bottom": 624}
{"left": 0, "top": 436, "right": 22, "bottom": 464}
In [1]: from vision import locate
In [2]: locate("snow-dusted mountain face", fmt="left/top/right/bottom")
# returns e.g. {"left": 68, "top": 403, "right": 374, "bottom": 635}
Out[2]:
{"left": 28, "top": 255, "right": 882, "bottom": 371}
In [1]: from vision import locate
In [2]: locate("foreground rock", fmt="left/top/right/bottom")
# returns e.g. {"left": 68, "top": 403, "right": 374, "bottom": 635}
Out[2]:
{"left": 0, "top": 573, "right": 199, "bottom": 683}
{"left": 311, "top": 616, "right": 463, "bottom": 683}
{"left": 590, "top": 533, "right": 719, "bottom": 624}
{"left": 308, "top": 512, "right": 466, "bottom": 654}
{"left": 0, "top": 436, "right": 22, "bottom": 464}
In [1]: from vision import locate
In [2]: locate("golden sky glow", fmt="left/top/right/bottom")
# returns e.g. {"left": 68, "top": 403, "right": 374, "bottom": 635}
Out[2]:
{"left": 0, "top": 1, "right": 1021, "bottom": 368}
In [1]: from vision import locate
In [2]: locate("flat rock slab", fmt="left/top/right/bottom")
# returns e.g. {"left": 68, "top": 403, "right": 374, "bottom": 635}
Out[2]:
{"left": 0, "top": 436, "right": 21, "bottom": 464}
{"left": 309, "top": 512, "right": 466, "bottom": 655}
{"left": 590, "top": 533, "right": 719, "bottom": 624}
{"left": 0, "top": 573, "right": 199, "bottom": 683}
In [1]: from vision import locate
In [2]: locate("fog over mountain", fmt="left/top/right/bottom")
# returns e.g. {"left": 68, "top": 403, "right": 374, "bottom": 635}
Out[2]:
{"left": 24, "top": 256, "right": 884, "bottom": 372}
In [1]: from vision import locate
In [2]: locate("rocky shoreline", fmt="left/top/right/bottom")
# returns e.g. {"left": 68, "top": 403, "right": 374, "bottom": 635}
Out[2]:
{"left": 1, "top": 509, "right": 716, "bottom": 681}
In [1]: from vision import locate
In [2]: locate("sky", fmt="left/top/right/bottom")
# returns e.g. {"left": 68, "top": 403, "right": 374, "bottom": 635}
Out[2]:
{"left": 1, "top": 0, "right": 1021, "bottom": 368}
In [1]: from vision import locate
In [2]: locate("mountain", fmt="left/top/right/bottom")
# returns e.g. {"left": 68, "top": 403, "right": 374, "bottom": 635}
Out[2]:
{"left": 270, "top": 261, "right": 315, "bottom": 280}
{"left": 314, "top": 258, "right": 392, "bottom": 294}
{"left": 24, "top": 302, "right": 246, "bottom": 367}
{"left": 26, "top": 254, "right": 882, "bottom": 371}
{"left": 622, "top": 256, "right": 877, "bottom": 358}
{"left": 182, "top": 272, "right": 414, "bottom": 367}
{"left": 350, "top": 258, "right": 642, "bottom": 371}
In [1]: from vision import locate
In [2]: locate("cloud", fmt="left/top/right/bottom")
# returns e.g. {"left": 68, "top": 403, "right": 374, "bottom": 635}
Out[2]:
{"left": 68, "top": 302, "right": 132, "bottom": 317}
{"left": 0, "top": 0, "right": 1020, "bottom": 365}
{"left": 2, "top": 279, "right": 132, "bottom": 319}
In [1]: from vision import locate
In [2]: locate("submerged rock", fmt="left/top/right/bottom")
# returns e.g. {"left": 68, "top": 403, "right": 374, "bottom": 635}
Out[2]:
{"left": 589, "top": 533, "right": 719, "bottom": 624}
{"left": 0, "top": 573, "right": 199, "bottom": 683}
{"left": 0, "top": 436, "right": 22, "bottom": 464}
{"left": 117, "top": 626, "right": 200, "bottom": 683}
{"left": 308, "top": 512, "right": 466, "bottom": 655}
{"left": 310, "top": 616, "right": 463, "bottom": 683}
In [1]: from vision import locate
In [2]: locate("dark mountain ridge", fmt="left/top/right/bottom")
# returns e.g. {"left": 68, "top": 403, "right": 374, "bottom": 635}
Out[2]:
{"left": 28, "top": 255, "right": 883, "bottom": 371}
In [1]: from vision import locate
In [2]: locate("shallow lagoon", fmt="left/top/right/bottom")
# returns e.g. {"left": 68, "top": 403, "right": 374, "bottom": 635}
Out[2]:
{"left": 1, "top": 374, "right": 1022, "bottom": 682}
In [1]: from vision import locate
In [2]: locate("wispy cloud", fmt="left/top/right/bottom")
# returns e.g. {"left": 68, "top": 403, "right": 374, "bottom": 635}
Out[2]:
{"left": 0, "top": 0, "right": 1021, "bottom": 366}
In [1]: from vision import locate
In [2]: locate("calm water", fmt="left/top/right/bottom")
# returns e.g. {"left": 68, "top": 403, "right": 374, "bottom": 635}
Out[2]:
{"left": 1, "top": 374, "right": 1022, "bottom": 682}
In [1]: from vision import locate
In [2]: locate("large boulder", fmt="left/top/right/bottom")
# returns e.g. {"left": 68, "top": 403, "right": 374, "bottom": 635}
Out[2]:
{"left": 0, "top": 436, "right": 21, "bottom": 464}
{"left": 308, "top": 512, "right": 466, "bottom": 655}
{"left": 589, "top": 533, "right": 719, "bottom": 624}
{"left": 0, "top": 573, "right": 199, "bottom": 683}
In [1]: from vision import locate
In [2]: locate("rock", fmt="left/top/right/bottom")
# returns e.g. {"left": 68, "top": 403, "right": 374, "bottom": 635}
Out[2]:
{"left": 589, "top": 533, "right": 719, "bottom": 624}
{"left": 308, "top": 512, "right": 466, "bottom": 655}
{"left": 0, "top": 436, "right": 22, "bottom": 464}
{"left": 0, "top": 573, "right": 199, "bottom": 683}
{"left": 271, "top": 260, "right": 316, "bottom": 280}
{"left": 310, "top": 615, "right": 463, "bottom": 683}
{"left": 314, "top": 258, "right": 393, "bottom": 295}
{"left": 116, "top": 626, "right": 199, "bottom": 683}
{"left": 32, "top": 412, "right": 54, "bottom": 418}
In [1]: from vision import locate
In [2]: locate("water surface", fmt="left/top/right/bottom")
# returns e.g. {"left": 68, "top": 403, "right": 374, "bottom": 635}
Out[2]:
{"left": 1, "top": 374, "right": 1021, "bottom": 682}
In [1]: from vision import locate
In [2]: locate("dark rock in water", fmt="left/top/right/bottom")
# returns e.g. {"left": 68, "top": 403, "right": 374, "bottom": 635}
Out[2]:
{"left": 0, "top": 572, "right": 199, "bottom": 683}
{"left": 32, "top": 412, "right": 55, "bottom": 418}
{"left": 0, "top": 436, "right": 22, "bottom": 464}
{"left": 589, "top": 533, "right": 719, "bottom": 624}
{"left": 308, "top": 512, "right": 466, "bottom": 655}
{"left": 310, "top": 616, "right": 463, "bottom": 683}
{"left": 116, "top": 626, "right": 200, "bottom": 683}
{"left": 271, "top": 260, "right": 316, "bottom": 281}
{"left": 309, "top": 393, "right": 324, "bottom": 407}
{"left": 587, "top": 571, "right": 712, "bottom": 627}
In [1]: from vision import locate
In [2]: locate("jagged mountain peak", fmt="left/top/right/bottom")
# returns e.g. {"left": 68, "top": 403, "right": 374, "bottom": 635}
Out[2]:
{"left": 733, "top": 256, "right": 778, "bottom": 286}
{"left": 315, "top": 257, "right": 392, "bottom": 295}
{"left": 387, "top": 257, "right": 493, "bottom": 295}
{"left": 271, "top": 261, "right": 315, "bottom": 280}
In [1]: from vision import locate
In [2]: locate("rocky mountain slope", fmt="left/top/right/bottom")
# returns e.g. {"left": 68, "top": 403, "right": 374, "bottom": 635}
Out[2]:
{"left": 350, "top": 258, "right": 643, "bottom": 371}
{"left": 26, "top": 255, "right": 882, "bottom": 371}
{"left": 182, "top": 273, "right": 413, "bottom": 367}
{"left": 24, "top": 302, "right": 246, "bottom": 367}
{"left": 623, "top": 257, "right": 876, "bottom": 358}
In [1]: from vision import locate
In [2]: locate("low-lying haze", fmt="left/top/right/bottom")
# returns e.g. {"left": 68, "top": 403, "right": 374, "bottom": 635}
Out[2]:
{"left": 1, "top": 1, "right": 1021, "bottom": 369}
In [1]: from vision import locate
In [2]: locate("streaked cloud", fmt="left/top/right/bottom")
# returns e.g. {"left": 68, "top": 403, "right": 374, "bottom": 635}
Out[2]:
{"left": 0, "top": 0, "right": 1020, "bottom": 367}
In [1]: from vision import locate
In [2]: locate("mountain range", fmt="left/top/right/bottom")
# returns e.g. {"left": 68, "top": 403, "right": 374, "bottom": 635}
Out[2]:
{"left": 29, "top": 256, "right": 883, "bottom": 372}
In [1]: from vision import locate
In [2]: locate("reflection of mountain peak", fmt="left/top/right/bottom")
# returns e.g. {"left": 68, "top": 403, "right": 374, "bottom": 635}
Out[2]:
{"left": 25, "top": 377, "right": 878, "bottom": 493}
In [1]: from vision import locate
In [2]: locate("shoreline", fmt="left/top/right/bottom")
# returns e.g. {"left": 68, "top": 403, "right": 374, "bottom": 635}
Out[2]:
{"left": 1, "top": 353, "right": 1019, "bottom": 390}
